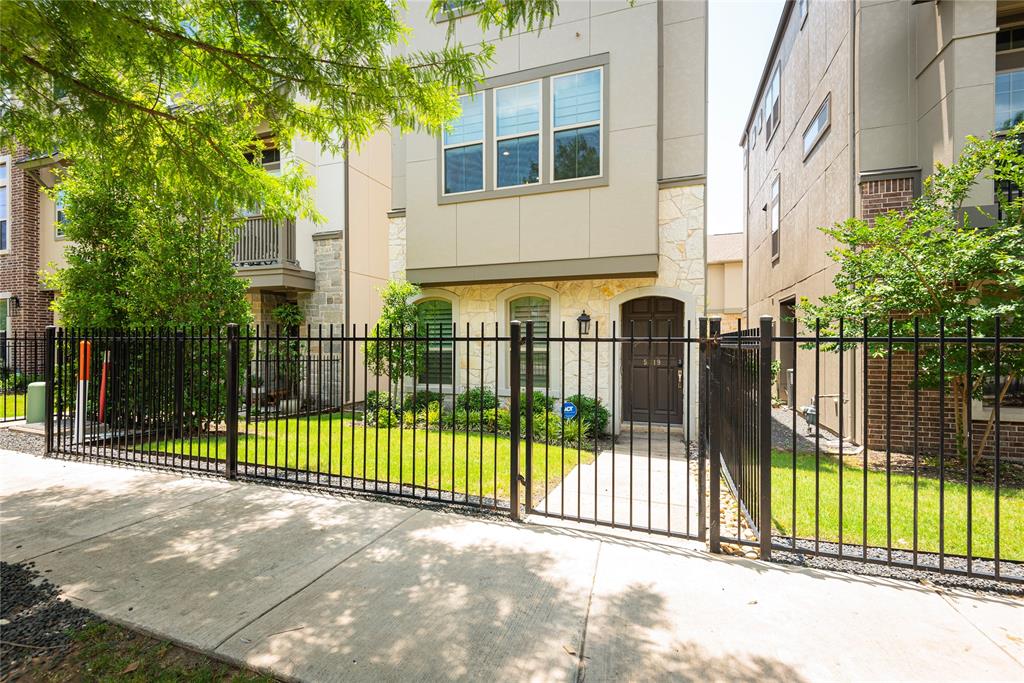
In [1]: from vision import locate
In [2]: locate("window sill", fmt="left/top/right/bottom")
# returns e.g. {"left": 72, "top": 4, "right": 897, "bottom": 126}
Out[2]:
{"left": 437, "top": 174, "right": 608, "bottom": 205}
{"left": 971, "top": 400, "right": 1024, "bottom": 423}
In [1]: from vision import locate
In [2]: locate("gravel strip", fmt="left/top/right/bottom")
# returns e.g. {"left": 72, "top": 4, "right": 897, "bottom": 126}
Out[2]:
{"left": 770, "top": 541, "right": 1024, "bottom": 595}
{"left": 0, "top": 426, "right": 45, "bottom": 455}
{"left": 0, "top": 561, "right": 94, "bottom": 677}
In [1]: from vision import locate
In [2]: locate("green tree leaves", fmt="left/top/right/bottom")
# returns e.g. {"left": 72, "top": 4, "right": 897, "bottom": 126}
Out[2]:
{"left": 1, "top": 0, "right": 557, "bottom": 215}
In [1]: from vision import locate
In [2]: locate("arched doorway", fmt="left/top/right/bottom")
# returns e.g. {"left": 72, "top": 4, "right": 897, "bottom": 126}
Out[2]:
{"left": 621, "top": 296, "right": 685, "bottom": 424}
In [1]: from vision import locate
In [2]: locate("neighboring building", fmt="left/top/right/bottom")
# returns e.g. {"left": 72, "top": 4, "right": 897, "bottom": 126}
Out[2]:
{"left": 706, "top": 232, "right": 745, "bottom": 332}
{"left": 1, "top": 147, "right": 54, "bottom": 342}
{"left": 389, "top": 0, "right": 708, "bottom": 431}
{"left": 1, "top": 134, "right": 391, "bottom": 401}
{"left": 741, "top": 0, "right": 1022, "bottom": 457}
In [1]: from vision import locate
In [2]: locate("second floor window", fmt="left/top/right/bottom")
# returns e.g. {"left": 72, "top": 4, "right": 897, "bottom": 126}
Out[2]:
{"left": 803, "top": 94, "right": 830, "bottom": 158}
{"left": 770, "top": 176, "right": 780, "bottom": 260}
{"left": 996, "top": 69, "right": 1024, "bottom": 131}
{"left": 443, "top": 94, "right": 484, "bottom": 195}
{"left": 552, "top": 68, "right": 602, "bottom": 181}
{"left": 55, "top": 190, "right": 67, "bottom": 239}
{"left": 0, "top": 160, "right": 7, "bottom": 252}
{"left": 495, "top": 81, "right": 541, "bottom": 188}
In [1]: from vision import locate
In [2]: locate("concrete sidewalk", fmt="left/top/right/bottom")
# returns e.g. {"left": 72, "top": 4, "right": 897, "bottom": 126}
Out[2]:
{"left": 1, "top": 450, "right": 1021, "bottom": 682}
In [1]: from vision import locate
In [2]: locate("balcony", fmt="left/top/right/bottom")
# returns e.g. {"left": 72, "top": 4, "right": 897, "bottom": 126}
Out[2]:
{"left": 232, "top": 216, "right": 314, "bottom": 291}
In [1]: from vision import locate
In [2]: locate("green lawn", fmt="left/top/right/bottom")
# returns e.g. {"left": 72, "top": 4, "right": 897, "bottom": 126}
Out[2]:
{"left": 771, "top": 451, "right": 1024, "bottom": 560}
{"left": 145, "top": 413, "right": 595, "bottom": 504}
{"left": 1, "top": 392, "right": 26, "bottom": 419}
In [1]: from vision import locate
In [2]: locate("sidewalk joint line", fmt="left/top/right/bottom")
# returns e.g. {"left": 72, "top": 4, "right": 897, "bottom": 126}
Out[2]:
{"left": 211, "top": 508, "right": 422, "bottom": 651}
{"left": 934, "top": 589, "right": 1024, "bottom": 669}
{"left": 22, "top": 487, "right": 236, "bottom": 562}
{"left": 574, "top": 540, "right": 603, "bottom": 683}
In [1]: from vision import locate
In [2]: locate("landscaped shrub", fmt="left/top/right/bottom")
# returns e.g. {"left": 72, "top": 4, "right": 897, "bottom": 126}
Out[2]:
{"left": 562, "top": 394, "right": 609, "bottom": 438}
{"left": 364, "top": 390, "right": 395, "bottom": 413}
{"left": 373, "top": 408, "right": 398, "bottom": 427}
{"left": 455, "top": 387, "right": 498, "bottom": 412}
{"left": 518, "top": 390, "right": 555, "bottom": 415}
{"left": 402, "top": 390, "right": 443, "bottom": 413}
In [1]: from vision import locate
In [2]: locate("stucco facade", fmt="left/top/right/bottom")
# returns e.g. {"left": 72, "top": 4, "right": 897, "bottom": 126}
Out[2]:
{"left": 742, "top": 0, "right": 1020, "bottom": 442}
{"left": 390, "top": 0, "right": 707, "bottom": 431}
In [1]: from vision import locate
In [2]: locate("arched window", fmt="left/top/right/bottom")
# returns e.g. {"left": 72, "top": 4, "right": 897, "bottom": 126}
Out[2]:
{"left": 416, "top": 299, "right": 454, "bottom": 385}
{"left": 509, "top": 296, "right": 550, "bottom": 388}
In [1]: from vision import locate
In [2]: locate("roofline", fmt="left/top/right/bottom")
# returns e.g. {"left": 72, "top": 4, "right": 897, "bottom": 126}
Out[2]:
{"left": 738, "top": 0, "right": 795, "bottom": 147}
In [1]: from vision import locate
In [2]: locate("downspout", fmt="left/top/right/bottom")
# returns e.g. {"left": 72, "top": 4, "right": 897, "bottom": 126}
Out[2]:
{"left": 343, "top": 136, "right": 352, "bottom": 404}
{"left": 849, "top": 0, "right": 858, "bottom": 439}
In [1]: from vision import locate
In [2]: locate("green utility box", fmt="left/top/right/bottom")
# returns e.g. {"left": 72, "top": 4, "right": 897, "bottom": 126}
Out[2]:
{"left": 26, "top": 381, "right": 46, "bottom": 424}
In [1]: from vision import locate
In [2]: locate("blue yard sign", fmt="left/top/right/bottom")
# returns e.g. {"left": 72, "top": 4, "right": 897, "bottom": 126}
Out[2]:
{"left": 561, "top": 401, "right": 578, "bottom": 420}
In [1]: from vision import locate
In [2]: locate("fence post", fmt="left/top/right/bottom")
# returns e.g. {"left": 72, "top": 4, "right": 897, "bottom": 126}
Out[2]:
{"left": 225, "top": 323, "right": 240, "bottom": 480}
{"left": 43, "top": 325, "right": 56, "bottom": 454}
{"left": 174, "top": 330, "right": 185, "bottom": 439}
{"left": 510, "top": 321, "right": 522, "bottom": 521}
{"left": 758, "top": 315, "right": 774, "bottom": 560}
{"left": 708, "top": 318, "right": 722, "bottom": 553}
{"left": 698, "top": 317, "right": 708, "bottom": 541}
{"left": 524, "top": 320, "right": 534, "bottom": 512}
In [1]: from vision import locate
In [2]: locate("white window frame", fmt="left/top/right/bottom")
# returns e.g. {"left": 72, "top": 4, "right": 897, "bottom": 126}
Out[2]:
{"left": 441, "top": 93, "right": 485, "bottom": 197}
{"left": 764, "top": 63, "right": 781, "bottom": 146}
{"left": 496, "top": 284, "right": 562, "bottom": 396}
{"left": 802, "top": 94, "right": 831, "bottom": 159}
{"left": 493, "top": 79, "right": 543, "bottom": 190}
{"left": 410, "top": 289, "right": 461, "bottom": 391}
{"left": 550, "top": 66, "right": 604, "bottom": 184}
{"left": 54, "top": 189, "right": 67, "bottom": 240}
{"left": 770, "top": 176, "right": 781, "bottom": 261}
{"left": 0, "top": 155, "right": 9, "bottom": 255}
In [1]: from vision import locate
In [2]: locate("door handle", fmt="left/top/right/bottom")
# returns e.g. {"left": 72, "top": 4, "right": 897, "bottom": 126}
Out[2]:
{"left": 677, "top": 369, "right": 683, "bottom": 388}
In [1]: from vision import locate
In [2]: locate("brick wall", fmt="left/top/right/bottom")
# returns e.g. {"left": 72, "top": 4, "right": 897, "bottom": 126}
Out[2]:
{"left": 866, "top": 353, "right": 1024, "bottom": 461}
{"left": 859, "top": 177, "right": 914, "bottom": 222}
{"left": 0, "top": 146, "right": 53, "bottom": 338}
{"left": 859, "top": 176, "right": 1023, "bottom": 461}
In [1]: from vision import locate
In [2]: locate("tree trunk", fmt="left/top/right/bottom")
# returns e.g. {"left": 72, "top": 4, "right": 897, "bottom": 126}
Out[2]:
{"left": 971, "top": 372, "right": 1017, "bottom": 466}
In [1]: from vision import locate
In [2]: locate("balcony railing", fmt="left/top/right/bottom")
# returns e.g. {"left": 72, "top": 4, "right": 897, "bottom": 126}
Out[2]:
{"left": 232, "top": 216, "right": 297, "bottom": 268}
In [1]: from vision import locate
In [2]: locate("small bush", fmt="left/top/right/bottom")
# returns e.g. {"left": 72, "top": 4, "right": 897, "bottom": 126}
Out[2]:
{"left": 456, "top": 387, "right": 498, "bottom": 412}
{"left": 0, "top": 371, "right": 37, "bottom": 392}
{"left": 518, "top": 390, "right": 555, "bottom": 415}
{"left": 364, "top": 390, "right": 395, "bottom": 413}
{"left": 562, "top": 394, "right": 609, "bottom": 438}
{"left": 373, "top": 408, "right": 398, "bottom": 427}
{"left": 402, "top": 390, "right": 443, "bottom": 413}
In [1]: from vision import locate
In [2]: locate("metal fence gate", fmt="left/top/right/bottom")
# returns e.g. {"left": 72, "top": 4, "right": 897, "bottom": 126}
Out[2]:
{"left": 40, "top": 313, "right": 1023, "bottom": 584}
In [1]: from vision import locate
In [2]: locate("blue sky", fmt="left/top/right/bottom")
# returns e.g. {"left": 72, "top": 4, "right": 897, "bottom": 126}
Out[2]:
{"left": 707, "top": 0, "right": 784, "bottom": 234}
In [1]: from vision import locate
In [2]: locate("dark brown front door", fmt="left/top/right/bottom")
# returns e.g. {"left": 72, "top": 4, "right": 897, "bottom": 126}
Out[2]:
{"left": 622, "top": 297, "right": 685, "bottom": 424}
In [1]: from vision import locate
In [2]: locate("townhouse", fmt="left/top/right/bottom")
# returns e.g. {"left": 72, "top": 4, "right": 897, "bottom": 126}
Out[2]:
{"left": 705, "top": 232, "right": 744, "bottom": 333}
{"left": 388, "top": 0, "right": 708, "bottom": 431}
{"left": 741, "top": 0, "right": 1023, "bottom": 456}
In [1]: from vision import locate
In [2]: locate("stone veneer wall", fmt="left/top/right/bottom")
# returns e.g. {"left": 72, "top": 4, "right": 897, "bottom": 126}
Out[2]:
{"left": 0, "top": 146, "right": 53, "bottom": 341}
{"left": 388, "top": 185, "right": 705, "bottom": 423}
{"left": 299, "top": 233, "right": 345, "bottom": 328}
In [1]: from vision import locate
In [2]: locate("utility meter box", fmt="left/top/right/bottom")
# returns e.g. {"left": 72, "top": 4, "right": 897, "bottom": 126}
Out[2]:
{"left": 25, "top": 381, "right": 46, "bottom": 424}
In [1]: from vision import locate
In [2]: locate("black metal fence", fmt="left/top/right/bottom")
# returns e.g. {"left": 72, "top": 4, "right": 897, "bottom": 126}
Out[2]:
{"left": 38, "top": 315, "right": 1023, "bottom": 584}
{"left": 1, "top": 330, "right": 46, "bottom": 423}
{"left": 706, "top": 318, "right": 772, "bottom": 558}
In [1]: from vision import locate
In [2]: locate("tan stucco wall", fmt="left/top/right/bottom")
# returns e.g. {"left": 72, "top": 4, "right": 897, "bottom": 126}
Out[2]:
{"left": 393, "top": 0, "right": 706, "bottom": 279}
{"left": 36, "top": 189, "right": 67, "bottom": 280}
